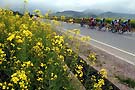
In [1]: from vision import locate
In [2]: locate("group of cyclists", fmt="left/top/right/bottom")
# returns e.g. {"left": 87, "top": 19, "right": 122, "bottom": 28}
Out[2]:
{"left": 80, "top": 17, "right": 131, "bottom": 34}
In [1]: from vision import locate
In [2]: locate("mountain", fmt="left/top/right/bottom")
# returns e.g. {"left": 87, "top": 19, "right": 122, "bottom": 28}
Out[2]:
{"left": 53, "top": 10, "right": 97, "bottom": 18}
{"left": 54, "top": 10, "right": 135, "bottom": 19}
{"left": 83, "top": 9, "right": 104, "bottom": 15}
{"left": 55, "top": 10, "right": 82, "bottom": 17}
{"left": 99, "top": 12, "right": 135, "bottom": 19}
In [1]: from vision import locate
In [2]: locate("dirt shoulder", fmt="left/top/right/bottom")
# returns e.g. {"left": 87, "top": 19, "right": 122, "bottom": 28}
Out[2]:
{"left": 56, "top": 29, "right": 135, "bottom": 90}
{"left": 72, "top": 39, "right": 135, "bottom": 90}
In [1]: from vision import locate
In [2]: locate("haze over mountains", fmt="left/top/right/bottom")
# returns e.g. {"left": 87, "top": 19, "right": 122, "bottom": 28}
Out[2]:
{"left": 53, "top": 9, "right": 135, "bottom": 19}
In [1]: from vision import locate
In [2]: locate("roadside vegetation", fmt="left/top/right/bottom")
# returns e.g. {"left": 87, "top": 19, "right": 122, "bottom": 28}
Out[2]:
{"left": 0, "top": 8, "right": 119, "bottom": 90}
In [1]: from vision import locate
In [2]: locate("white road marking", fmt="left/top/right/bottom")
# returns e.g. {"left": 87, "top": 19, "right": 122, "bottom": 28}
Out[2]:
{"left": 88, "top": 42, "right": 135, "bottom": 65}
{"left": 90, "top": 38, "right": 135, "bottom": 57}
{"left": 62, "top": 28, "right": 135, "bottom": 64}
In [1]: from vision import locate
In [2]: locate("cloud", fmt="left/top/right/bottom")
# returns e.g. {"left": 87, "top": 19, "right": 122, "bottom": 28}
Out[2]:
{"left": 0, "top": 0, "right": 135, "bottom": 14}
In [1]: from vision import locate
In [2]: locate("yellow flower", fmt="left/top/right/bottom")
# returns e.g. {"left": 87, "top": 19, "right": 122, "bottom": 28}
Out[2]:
{"left": 77, "top": 65, "right": 83, "bottom": 70}
{"left": 7, "top": 34, "right": 15, "bottom": 41}
{"left": 11, "top": 77, "right": 19, "bottom": 84}
{"left": 19, "top": 81, "right": 25, "bottom": 88}
{"left": 8, "top": 83, "right": 13, "bottom": 86}
{"left": 37, "top": 71, "right": 43, "bottom": 74}
{"left": 99, "top": 69, "right": 107, "bottom": 78}
{"left": 11, "top": 70, "right": 28, "bottom": 84}
{"left": 79, "top": 71, "right": 83, "bottom": 77}
{"left": 16, "top": 39, "right": 23, "bottom": 43}
{"left": 45, "top": 47, "right": 50, "bottom": 52}
{"left": 61, "top": 16, "right": 65, "bottom": 21}
{"left": 45, "top": 13, "right": 49, "bottom": 18}
{"left": 37, "top": 42, "right": 43, "bottom": 46}
{"left": 93, "top": 79, "right": 105, "bottom": 90}
{"left": 2, "top": 85, "right": 6, "bottom": 89}
{"left": 80, "top": 59, "right": 84, "bottom": 63}
{"left": 52, "top": 47, "right": 60, "bottom": 53}
{"left": 0, "top": 83, "right": 2, "bottom": 86}
{"left": 20, "top": 24, "right": 28, "bottom": 30}
{"left": 52, "top": 20, "right": 60, "bottom": 26}
{"left": 11, "top": 88, "right": 15, "bottom": 90}
{"left": 19, "top": 72, "right": 27, "bottom": 81}
{"left": 67, "top": 49, "right": 72, "bottom": 56}
{"left": 0, "top": 48, "right": 6, "bottom": 64}
{"left": 51, "top": 73, "right": 57, "bottom": 80}
{"left": 37, "top": 77, "right": 43, "bottom": 81}
{"left": 63, "top": 64, "right": 68, "bottom": 71}
{"left": 40, "top": 63, "right": 44, "bottom": 67}
{"left": 15, "top": 35, "right": 21, "bottom": 39}
{"left": 81, "top": 36, "right": 91, "bottom": 42}
{"left": 58, "top": 55, "right": 64, "bottom": 61}
{"left": 22, "top": 30, "right": 32, "bottom": 37}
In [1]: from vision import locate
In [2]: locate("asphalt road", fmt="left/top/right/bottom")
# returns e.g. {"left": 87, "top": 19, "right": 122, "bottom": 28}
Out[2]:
{"left": 60, "top": 22, "right": 135, "bottom": 65}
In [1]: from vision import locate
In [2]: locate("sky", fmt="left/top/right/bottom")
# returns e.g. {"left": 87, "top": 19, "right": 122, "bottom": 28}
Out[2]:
{"left": 0, "top": 0, "right": 135, "bottom": 14}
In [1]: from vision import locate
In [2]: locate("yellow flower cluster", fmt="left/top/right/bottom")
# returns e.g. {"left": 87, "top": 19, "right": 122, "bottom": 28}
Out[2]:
{"left": 0, "top": 48, "right": 6, "bottom": 64}
{"left": 20, "top": 24, "right": 32, "bottom": 38}
{"left": 0, "top": 82, "right": 13, "bottom": 90}
{"left": 66, "top": 49, "right": 73, "bottom": 56}
{"left": 11, "top": 70, "right": 29, "bottom": 89}
{"left": 0, "top": 8, "right": 80, "bottom": 90}
{"left": 75, "top": 65, "right": 83, "bottom": 78}
{"left": 93, "top": 79, "right": 105, "bottom": 90}
{"left": 32, "top": 41, "right": 44, "bottom": 58}
{"left": 36, "top": 70, "right": 44, "bottom": 82}
{"left": 91, "top": 69, "right": 107, "bottom": 90}
{"left": 45, "top": 13, "right": 49, "bottom": 18}
{"left": 52, "top": 35, "right": 64, "bottom": 47}
{"left": 22, "top": 29, "right": 32, "bottom": 38}
{"left": 61, "top": 15, "right": 66, "bottom": 21}
{"left": 80, "top": 36, "right": 91, "bottom": 42}
{"left": 15, "top": 35, "right": 23, "bottom": 44}
{"left": 40, "top": 63, "right": 47, "bottom": 69}
{"left": 51, "top": 73, "right": 57, "bottom": 80}
{"left": 99, "top": 69, "right": 107, "bottom": 78}
{"left": 52, "top": 20, "right": 61, "bottom": 26}
{"left": 0, "top": 22, "right": 5, "bottom": 33}
{"left": 7, "top": 34, "right": 15, "bottom": 41}
{"left": 87, "top": 53, "right": 97, "bottom": 66}
{"left": 63, "top": 64, "right": 68, "bottom": 71}
{"left": 0, "top": 8, "right": 110, "bottom": 90}
{"left": 21, "top": 61, "right": 33, "bottom": 68}
{"left": 58, "top": 55, "right": 64, "bottom": 61}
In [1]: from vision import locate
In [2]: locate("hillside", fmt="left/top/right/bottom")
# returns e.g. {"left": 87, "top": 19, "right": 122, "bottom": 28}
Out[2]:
{"left": 53, "top": 10, "right": 97, "bottom": 18}
{"left": 100, "top": 12, "right": 135, "bottom": 19}
{"left": 54, "top": 10, "right": 135, "bottom": 19}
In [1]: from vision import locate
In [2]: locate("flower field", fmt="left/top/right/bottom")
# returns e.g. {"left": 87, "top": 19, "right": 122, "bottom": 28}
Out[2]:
{"left": 0, "top": 8, "right": 119, "bottom": 90}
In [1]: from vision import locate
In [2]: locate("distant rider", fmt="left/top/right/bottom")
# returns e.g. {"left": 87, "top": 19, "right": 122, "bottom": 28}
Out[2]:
{"left": 80, "top": 18, "right": 85, "bottom": 27}
{"left": 121, "top": 19, "right": 131, "bottom": 32}
{"left": 99, "top": 18, "right": 106, "bottom": 30}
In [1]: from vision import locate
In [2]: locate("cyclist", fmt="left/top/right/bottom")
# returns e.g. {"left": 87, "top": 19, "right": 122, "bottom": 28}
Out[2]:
{"left": 80, "top": 18, "right": 85, "bottom": 27}
{"left": 121, "top": 19, "right": 131, "bottom": 32}
{"left": 99, "top": 18, "right": 106, "bottom": 30}
{"left": 117, "top": 19, "right": 122, "bottom": 25}
{"left": 88, "top": 17, "right": 93, "bottom": 28}
{"left": 92, "top": 18, "right": 97, "bottom": 29}
{"left": 110, "top": 19, "right": 116, "bottom": 30}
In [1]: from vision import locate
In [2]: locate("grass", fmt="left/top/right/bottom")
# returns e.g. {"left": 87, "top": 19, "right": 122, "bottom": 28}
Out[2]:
{"left": 116, "top": 76, "right": 135, "bottom": 88}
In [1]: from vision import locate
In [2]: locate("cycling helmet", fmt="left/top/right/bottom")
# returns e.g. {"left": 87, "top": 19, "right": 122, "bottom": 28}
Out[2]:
{"left": 128, "top": 19, "right": 130, "bottom": 22}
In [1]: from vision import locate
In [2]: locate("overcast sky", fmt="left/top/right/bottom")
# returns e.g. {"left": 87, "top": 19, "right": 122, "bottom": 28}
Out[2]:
{"left": 0, "top": 0, "right": 135, "bottom": 14}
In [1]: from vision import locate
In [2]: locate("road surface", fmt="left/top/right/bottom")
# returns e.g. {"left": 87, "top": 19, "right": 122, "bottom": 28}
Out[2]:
{"left": 60, "top": 22, "right": 135, "bottom": 65}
